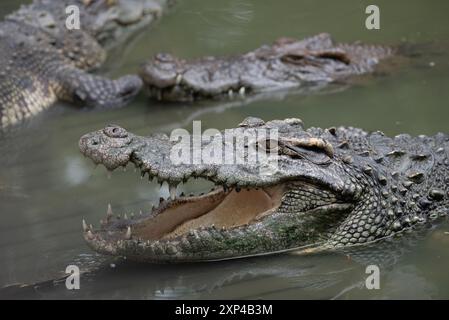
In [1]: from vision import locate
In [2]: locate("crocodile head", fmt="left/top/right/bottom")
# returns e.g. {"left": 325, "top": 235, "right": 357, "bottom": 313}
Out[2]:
{"left": 78, "top": 0, "right": 167, "bottom": 47}
{"left": 140, "top": 34, "right": 394, "bottom": 102}
{"left": 78, "top": 117, "right": 402, "bottom": 263}
{"left": 10, "top": 0, "right": 166, "bottom": 47}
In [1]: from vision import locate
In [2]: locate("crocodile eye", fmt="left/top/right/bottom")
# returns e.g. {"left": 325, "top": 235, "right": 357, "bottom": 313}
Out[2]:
{"left": 103, "top": 125, "right": 128, "bottom": 138}
{"left": 281, "top": 53, "right": 306, "bottom": 65}
{"left": 278, "top": 137, "right": 334, "bottom": 165}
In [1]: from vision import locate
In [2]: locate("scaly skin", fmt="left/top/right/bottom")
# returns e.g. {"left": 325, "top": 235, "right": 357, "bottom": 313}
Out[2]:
{"left": 78, "top": 117, "right": 449, "bottom": 263}
{"left": 0, "top": 0, "right": 171, "bottom": 128}
{"left": 140, "top": 33, "right": 395, "bottom": 102}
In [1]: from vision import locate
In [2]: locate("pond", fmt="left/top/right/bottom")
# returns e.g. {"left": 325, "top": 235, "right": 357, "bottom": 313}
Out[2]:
{"left": 0, "top": 0, "right": 448, "bottom": 299}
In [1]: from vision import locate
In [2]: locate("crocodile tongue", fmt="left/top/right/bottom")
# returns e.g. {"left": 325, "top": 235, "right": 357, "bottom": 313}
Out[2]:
{"left": 133, "top": 185, "right": 285, "bottom": 241}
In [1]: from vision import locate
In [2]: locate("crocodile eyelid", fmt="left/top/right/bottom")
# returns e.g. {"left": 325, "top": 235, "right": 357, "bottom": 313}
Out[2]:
{"left": 281, "top": 137, "right": 334, "bottom": 158}
{"left": 282, "top": 144, "right": 332, "bottom": 166}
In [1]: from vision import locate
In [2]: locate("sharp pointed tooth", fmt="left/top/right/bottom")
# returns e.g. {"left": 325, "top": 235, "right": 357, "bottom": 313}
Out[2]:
{"left": 239, "top": 86, "right": 246, "bottom": 96}
{"left": 87, "top": 230, "right": 94, "bottom": 240}
{"left": 175, "top": 74, "right": 182, "bottom": 85}
{"left": 89, "top": 224, "right": 93, "bottom": 230}
{"left": 82, "top": 219, "right": 88, "bottom": 232}
{"left": 140, "top": 210, "right": 144, "bottom": 216}
{"left": 130, "top": 212, "right": 134, "bottom": 219}
{"left": 170, "top": 184, "right": 177, "bottom": 200}
{"left": 125, "top": 226, "right": 132, "bottom": 240}
{"left": 228, "top": 89, "right": 234, "bottom": 98}
{"left": 107, "top": 203, "right": 113, "bottom": 221}
{"left": 124, "top": 213, "right": 128, "bottom": 220}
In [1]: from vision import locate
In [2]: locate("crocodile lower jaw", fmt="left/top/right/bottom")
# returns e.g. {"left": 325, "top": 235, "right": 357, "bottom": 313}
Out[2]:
{"left": 83, "top": 183, "right": 285, "bottom": 243}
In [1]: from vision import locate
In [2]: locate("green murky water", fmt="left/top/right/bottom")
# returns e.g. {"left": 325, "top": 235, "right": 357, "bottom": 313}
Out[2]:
{"left": 1, "top": 0, "right": 449, "bottom": 299}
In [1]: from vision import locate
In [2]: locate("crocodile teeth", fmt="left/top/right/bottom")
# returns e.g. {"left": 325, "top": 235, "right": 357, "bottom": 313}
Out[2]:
{"left": 169, "top": 184, "right": 177, "bottom": 200}
{"left": 175, "top": 74, "right": 182, "bottom": 85}
{"left": 82, "top": 219, "right": 88, "bottom": 232}
{"left": 125, "top": 226, "right": 132, "bottom": 240}
{"left": 228, "top": 89, "right": 234, "bottom": 98}
{"left": 239, "top": 86, "right": 246, "bottom": 97}
{"left": 124, "top": 213, "right": 128, "bottom": 220}
{"left": 107, "top": 203, "right": 113, "bottom": 219}
{"left": 87, "top": 230, "right": 94, "bottom": 240}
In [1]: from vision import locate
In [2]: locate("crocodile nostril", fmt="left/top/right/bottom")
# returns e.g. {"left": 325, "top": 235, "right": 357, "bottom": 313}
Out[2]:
{"left": 103, "top": 125, "right": 128, "bottom": 138}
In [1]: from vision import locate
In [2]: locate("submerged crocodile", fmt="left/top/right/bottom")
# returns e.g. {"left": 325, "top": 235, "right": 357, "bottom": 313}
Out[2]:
{"left": 78, "top": 117, "right": 449, "bottom": 263}
{"left": 140, "top": 33, "right": 395, "bottom": 102}
{"left": 0, "top": 0, "right": 170, "bottom": 128}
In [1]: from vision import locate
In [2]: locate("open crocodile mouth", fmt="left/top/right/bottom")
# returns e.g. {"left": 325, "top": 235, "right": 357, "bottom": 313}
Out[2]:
{"left": 84, "top": 175, "right": 285, "bottom": 246}
{"left": 82, "top": 165, "right": 353, "bottom": 262}
{"left": 132, "top": 184, "right": 283, "bottom": 241}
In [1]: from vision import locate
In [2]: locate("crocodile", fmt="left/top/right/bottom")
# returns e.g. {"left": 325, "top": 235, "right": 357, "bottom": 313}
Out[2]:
{"left": 140, "top": 33, "right": 396, "bottom": 102}
{"left": 78, "top": 117, "right": 449, "bottom": 263}
{"left": 0, "top": 0, "right": 171, "bottom": 128}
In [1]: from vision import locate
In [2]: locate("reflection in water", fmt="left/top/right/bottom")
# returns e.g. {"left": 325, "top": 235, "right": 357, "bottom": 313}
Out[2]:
{"left": 154, "top": 83, "right": 350, "bottom": 132}
{"left": 183, "top": 0, "right": 254, "bottom": 49}
{"left": 0, "top": 253, "right": 358, "bottom": 299}
{"left": 1, "top": 226, "right": 446, "bottom": 300}
{"left": 64, "top": 158, "right": 90, "bottom": 187}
